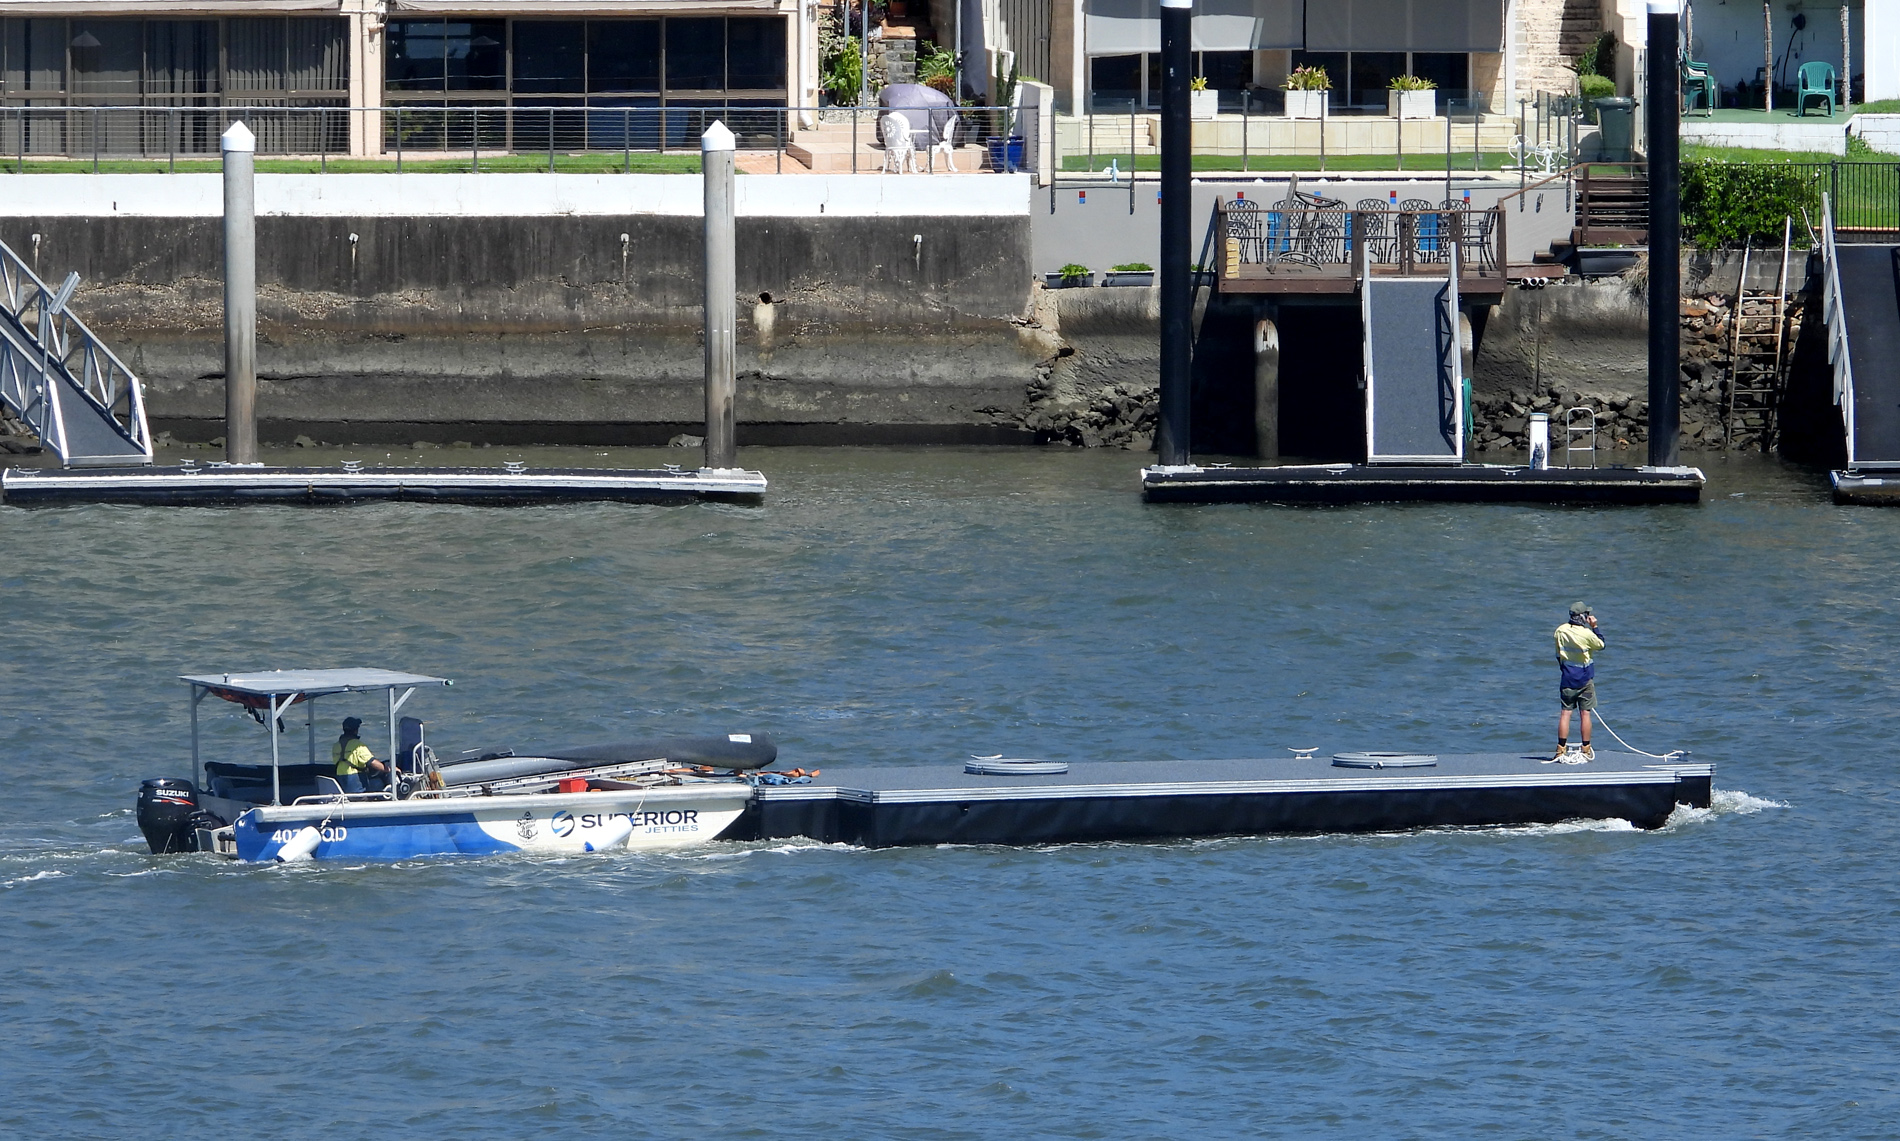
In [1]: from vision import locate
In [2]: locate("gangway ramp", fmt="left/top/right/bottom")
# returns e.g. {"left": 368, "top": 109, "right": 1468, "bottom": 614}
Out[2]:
{"left": 0, "top": 238, "right": 152, "bottom": 467}
{"left": 1362, "top": 271, "right": 1463, "bottom": 464}
{"left": 1834, "top": 246, "right": 1900, "bottom": 463}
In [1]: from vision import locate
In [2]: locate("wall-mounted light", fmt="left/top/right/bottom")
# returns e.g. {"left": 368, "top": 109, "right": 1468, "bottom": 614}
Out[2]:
{"left": 70, "top": 31, "right": 101, "bottom": 49}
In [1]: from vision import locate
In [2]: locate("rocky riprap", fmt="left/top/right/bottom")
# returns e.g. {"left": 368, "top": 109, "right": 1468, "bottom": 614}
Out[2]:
{"left": 1020, "top": 365, "right": 1158, "bottom": 450}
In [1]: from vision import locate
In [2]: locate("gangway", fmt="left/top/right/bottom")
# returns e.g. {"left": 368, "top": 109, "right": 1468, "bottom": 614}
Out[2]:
{"left": 1362, "top": 243, "right": 1463, "bottom": 464}
{"left": 1819, "top": 194, "right": 1900, "bottom": 503}
{"left": 0, "top": 236, "right": 152, "bottom": 467}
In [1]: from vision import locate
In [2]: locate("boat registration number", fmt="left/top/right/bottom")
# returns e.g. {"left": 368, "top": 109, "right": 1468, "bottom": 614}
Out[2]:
{"left": 270, "top": 826, "right": 348, "bottom": 843}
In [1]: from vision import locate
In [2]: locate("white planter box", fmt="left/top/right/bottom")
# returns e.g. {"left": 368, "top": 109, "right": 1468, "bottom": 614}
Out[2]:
{"left": 1285, "top": 90, "right": 1328, "bottom": 119}
{"left": 1190, "top": 89, "right": 1219, "bottom": 121}
{"left": 1388, "top": 89, "right": 1436, "bottom": 120}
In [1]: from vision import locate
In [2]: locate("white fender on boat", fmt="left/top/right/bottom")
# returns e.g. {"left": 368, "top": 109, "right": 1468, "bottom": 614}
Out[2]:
{"left": 275, "top": 826, "right": 322, "bottom": 863}
{"left": 583, "top": 816, "right": 635, "bottom": 852}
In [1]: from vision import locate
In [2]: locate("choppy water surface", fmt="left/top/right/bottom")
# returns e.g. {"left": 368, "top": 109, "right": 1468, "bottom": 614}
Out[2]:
{"left": 2, "top": 446, "right": 1894, "bottom": 1137}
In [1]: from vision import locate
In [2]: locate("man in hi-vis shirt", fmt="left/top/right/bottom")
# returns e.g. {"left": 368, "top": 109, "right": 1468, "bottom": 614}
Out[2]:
{"left": 1551, "top": 603, "right": 1603, "bottom": 764}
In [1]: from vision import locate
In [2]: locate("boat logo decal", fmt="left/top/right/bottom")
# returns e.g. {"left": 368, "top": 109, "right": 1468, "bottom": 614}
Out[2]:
{"left": 516, "top": 811, "right": 538, "bottom": 840}
{"left": 551, "top": 811, "right": 575, "bottom": 838}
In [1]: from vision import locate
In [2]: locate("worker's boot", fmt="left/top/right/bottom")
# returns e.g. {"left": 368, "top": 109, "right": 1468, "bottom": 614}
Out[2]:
{"left": 1580, "top": 743, "right": 1595, "bottom": 762}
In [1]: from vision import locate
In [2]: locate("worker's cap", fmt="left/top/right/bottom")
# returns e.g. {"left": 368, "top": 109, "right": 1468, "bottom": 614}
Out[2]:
{"left": 1569, "top": 601, "right": 1592, "bottom": 617}
{"left": 342, "top": 716, "right": 363, "bottom": 731}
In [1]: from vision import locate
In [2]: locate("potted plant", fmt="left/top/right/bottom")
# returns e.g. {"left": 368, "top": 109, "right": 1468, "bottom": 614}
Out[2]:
{"left": 1043, "top": 263, "right": 1094, "bottom": 289}
{"left": 1190, "top": 76, "right": 1218, "bottom": 121}
{"left": 1388, "top": 75, "right": 1436, "bottom": 119}
{"left": 1102, "top": 263, "right": 1154, "bottom": 287}
{"left": 1283, "top": 65, "right": 1329, "bottom": 119}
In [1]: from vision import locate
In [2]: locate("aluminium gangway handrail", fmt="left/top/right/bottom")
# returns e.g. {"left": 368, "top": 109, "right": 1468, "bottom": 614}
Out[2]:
{"left": 0, "top": 236, "right": 152, "bottom": 465}
{"left": 1818, "top": 193, "right": 1854, "bottom": 466}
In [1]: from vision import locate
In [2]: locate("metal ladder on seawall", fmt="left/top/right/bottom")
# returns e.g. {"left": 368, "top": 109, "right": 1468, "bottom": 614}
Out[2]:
{"left": 0, "top": 235, "right": 152, "bottom": 466}
{"left": 1723, "top": 220, "right": 1794, "bottom": 450}
{"left": 1561, "top": 405, "right": 1597, "bottom": 468}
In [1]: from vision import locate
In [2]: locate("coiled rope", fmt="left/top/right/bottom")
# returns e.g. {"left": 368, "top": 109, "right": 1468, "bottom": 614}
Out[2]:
{"left": 1589, "top": 710, "right": 1687, "bottom": 761}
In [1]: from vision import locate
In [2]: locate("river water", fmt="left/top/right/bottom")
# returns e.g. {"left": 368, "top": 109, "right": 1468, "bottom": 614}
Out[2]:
{"left": 1, "top": 446, "right": 1893, "bottom": 1137}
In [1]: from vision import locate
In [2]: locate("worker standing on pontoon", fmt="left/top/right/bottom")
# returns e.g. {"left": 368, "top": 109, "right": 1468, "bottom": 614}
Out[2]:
{"left": 334, "top": 716, "right": 388, "bottom": 793}
{"left": 1552, "top": 603, "right": 1603, "bottom": 764}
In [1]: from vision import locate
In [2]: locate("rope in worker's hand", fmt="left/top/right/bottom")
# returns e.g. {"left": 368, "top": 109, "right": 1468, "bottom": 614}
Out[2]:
{"left": 1590, "top": 710, "right": 1687, "bottom": 761}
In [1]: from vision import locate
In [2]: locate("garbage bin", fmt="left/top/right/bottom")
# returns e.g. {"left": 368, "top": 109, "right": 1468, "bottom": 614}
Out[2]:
{"left": 1593, "top": 97, "right": 1635, "bottom": 162}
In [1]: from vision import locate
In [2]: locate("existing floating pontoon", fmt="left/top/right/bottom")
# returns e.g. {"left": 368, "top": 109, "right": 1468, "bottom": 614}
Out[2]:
{"left": 3, "top": 460, "right": 766, "bottom": 506}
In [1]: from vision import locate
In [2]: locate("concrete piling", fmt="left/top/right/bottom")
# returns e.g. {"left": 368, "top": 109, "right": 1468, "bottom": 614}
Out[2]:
{"left": 701, "top": 120, "right": 737, "bottom": 472}
{"left": 1253, "top": 319, "right": 1279, "bottom": 462}
{"left": 222, "top": 121, "right": 258, "bottom": 464}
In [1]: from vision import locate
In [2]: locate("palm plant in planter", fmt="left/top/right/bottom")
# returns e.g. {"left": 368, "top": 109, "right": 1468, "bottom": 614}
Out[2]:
{"left": 1388, "top": 75, "right": 1436, "bottom": 120}
{"left": 1283, "top": 66, "right": 1329, "bottom": 119}
{"left": 1190, "top": 76, "right": 1218, "bottom": 121}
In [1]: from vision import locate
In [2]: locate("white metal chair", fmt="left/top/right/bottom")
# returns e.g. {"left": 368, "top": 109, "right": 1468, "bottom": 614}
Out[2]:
{"left": 929, "top": 113, "right": 959, "bottom": 172}
{"left": 879, "top": 112, "right": 917, "bottom": 174}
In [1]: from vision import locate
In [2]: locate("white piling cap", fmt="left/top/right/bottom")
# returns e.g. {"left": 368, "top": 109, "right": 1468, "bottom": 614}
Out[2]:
{"left": 1160, "top": 0, "right": 1191, "bottom": 8}
{"left": 1646, "top": 0, "right": 1679, "bottom": 13}
{"left": 221, "top": 121, "right": 255, "bottom": 153}
{"left": 701, "top": 120, "right": 735, "bottom": 152}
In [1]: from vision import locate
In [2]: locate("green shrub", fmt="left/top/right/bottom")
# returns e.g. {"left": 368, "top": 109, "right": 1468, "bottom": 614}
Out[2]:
{"left": 824, "top": 37, "right": 864, "bottom": 104}
{"left": 1578, "top": 31, "right": 1617, "bottom": 79}
{"left": 1111, "top": 263, "right": 1153, "bottom": 272}
{"left": 1580, "top": 74, "right": 1616, "bottom": 101}
{"left": 1680, "top": 160, "right": 1823, "bottom": 246}
{"left": 1389, "top": 75, "right": 1436, "bottom": 92}
{"left": 1059, "top": 263, "right": 1091, "bottom": 281}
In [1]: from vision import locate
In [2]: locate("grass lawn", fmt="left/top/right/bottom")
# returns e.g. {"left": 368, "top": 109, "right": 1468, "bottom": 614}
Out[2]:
{"left": 0, "top": 153, "right": 704, "bottom": 174}
{"left": 1681, "top": 143, "right": 1853, "bottom": 164}
{"left": 1061, "top": 152, "right": 1521, "bottom": 173}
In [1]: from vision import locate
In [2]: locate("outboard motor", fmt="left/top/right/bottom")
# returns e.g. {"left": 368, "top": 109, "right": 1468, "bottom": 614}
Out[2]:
{"left": 136, "top": 778, "right": 201, "bottom": 854}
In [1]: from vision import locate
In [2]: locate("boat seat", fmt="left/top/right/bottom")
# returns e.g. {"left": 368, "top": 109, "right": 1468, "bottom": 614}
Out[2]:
{"left": 315, "top": 775, "right": 346, "bottom": 799}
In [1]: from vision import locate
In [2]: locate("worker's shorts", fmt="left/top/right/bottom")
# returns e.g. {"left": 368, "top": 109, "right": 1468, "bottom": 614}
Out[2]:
{"left": 1560, "top": 681, "right": 1597, "bottom": 711}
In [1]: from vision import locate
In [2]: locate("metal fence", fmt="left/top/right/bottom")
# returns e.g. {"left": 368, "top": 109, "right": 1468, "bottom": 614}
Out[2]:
{"left": 1782, "top": 161, "right": 1900, "bottom": 235}
{"left": 0, "top": 103, "right": 1037, "bottom": 174}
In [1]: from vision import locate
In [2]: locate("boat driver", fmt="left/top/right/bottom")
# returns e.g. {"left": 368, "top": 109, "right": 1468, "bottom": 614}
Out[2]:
{"left": 334, "top": 716, "right": 388, "bottom": 794}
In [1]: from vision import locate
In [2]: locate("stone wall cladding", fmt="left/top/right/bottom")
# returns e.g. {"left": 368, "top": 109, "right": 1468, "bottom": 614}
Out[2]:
{"left": 1470, "top": 281, "right": 1805, "bottom": 455}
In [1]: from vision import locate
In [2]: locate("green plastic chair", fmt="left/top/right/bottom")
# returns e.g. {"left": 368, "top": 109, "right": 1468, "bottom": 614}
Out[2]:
{"left": 1682, "top": 58, "right": 1715, "bottom": 117}
{"left": 1797, "top": 61, "right": 1836, "bottom": 117}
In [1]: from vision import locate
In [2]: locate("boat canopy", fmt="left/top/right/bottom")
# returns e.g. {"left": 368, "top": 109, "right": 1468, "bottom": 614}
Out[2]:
{"left": 181, "top": 668, "right": 452, "bottom": 805}
{"left": 179, "top": 668, "right": 450, "bottom": 697}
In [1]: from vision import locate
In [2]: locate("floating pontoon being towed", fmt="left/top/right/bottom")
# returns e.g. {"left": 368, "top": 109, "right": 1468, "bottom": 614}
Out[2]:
{"left": 136, "top": 668, "right": 769, "bottom": 862}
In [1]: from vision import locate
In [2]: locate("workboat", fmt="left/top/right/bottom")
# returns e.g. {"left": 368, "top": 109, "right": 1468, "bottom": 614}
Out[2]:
{"left": 135, "top": 668, "right": 774, "bottom": 862}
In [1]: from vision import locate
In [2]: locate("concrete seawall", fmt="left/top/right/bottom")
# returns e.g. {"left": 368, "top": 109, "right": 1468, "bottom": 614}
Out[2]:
{"left": 0, "top": 174, "right": 1822, "bottom": 455}
{"left": 4, "top": 174, "right": 1043, "bottom": 445}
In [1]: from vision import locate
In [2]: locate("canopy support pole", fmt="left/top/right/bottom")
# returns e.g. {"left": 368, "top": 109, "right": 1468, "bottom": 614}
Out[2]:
{"left": 189, "top": 685, "right": 205, "bottom": 791}
{"left": 269, "top": 693, "right": 283, "bottom": 805}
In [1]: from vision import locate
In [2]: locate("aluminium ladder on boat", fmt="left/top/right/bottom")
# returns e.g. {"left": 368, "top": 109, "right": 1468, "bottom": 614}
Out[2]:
{"left": 0, "top": 236, "right": 153, "bottom": 466}
{"left": 1722, "top": 220, "right": 1793, "bottom": 450}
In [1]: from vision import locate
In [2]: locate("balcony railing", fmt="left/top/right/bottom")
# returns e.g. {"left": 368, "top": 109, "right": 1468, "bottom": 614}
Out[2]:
{"left": 1217, "top": 194, "right": 1506, "bottom": 293}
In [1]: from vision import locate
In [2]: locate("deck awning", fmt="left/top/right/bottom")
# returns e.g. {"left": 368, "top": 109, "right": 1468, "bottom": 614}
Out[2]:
{"left": 181, "top": 668, "right": 451, "bottom": 698}
{"left": 1085, "top": 0, "right": 1303, "bottom": 56}
{"left": 1083, "top": 0, "right": 1504, "bottom": 56}
{"left": 1304, "top": 0, "right": 1506, "bottom": 53}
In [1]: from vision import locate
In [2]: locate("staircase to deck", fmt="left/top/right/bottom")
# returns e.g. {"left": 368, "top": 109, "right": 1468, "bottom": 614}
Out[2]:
{"left": 0, "top": 238, "right": 152, "bottom": 467}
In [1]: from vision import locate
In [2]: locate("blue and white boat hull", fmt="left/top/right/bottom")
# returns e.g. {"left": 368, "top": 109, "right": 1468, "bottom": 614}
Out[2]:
{"left": 230, "top": 785, "right": 753, "bottom": 862}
